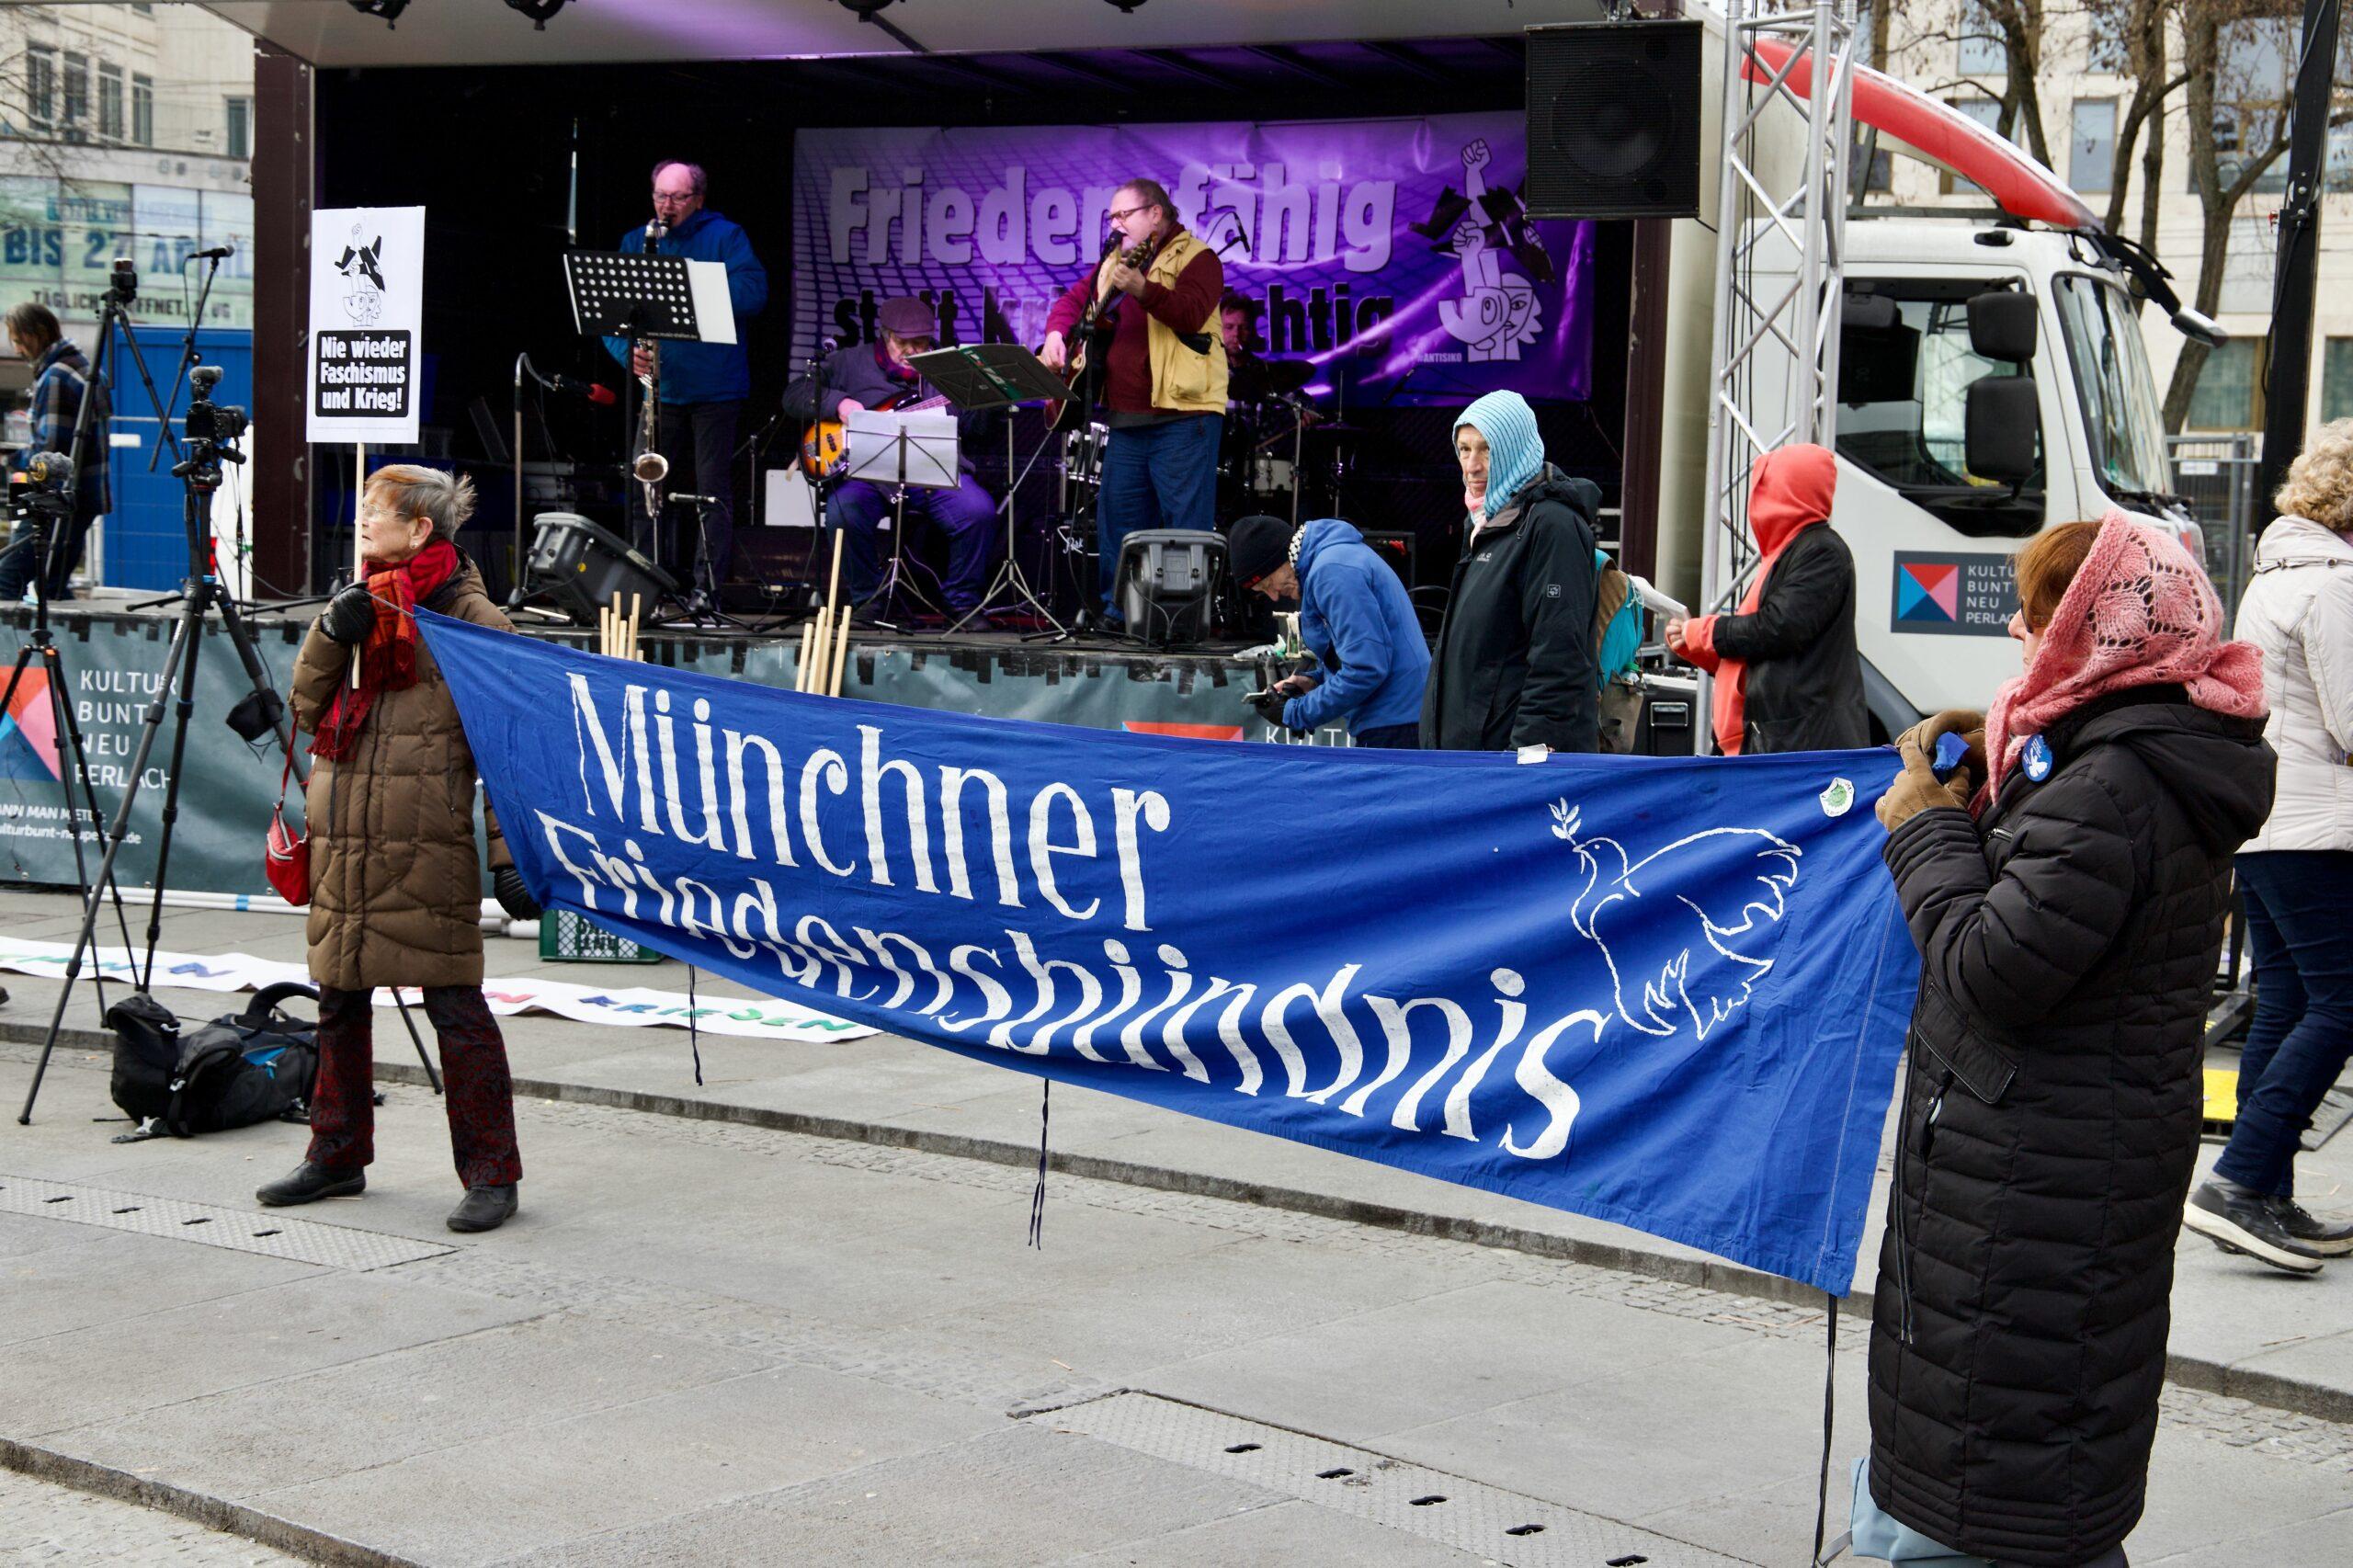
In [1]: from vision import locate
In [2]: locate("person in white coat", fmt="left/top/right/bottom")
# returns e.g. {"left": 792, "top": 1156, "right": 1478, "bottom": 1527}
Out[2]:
{"left": 2185, "top": 418, "right": 2353, "bottom": 1272}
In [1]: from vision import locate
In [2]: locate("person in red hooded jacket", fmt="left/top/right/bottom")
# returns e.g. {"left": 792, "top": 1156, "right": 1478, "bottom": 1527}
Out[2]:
{"left": 1665, "top": 442, "right": 1870, "bottom": 754}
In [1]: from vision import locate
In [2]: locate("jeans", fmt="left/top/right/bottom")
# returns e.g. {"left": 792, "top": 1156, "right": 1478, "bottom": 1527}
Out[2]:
{"left": 825, "top": 473, "right": 998, "bottom": 611}
{"left": 1097, "top": 414, "right": 1222, "bottom": 616}
{"left": 2214, "top": 850, "right": 2353, "bottom": 1195}
{"left": 306, "top": 984, "right": 523, "bottom": 1190}
{"left": 1354, "top": 722, "right": 1422, "bottom": 749}
{"left": 0, "top": 502, "right": 97, "bottom": 601}
{"left": 632, "top": 399, "right": 740, "bottom": 596}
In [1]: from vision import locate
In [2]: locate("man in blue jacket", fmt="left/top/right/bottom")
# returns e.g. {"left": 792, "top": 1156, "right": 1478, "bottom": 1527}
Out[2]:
{"left": 1231, "top": 516, "right": 1429, "bottom": 748}
{"left": 603, "top": 160, "right": 767, "bottom": 609}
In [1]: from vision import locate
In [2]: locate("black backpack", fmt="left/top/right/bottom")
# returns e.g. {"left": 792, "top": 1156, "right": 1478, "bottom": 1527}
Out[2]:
{"left": 107, "top": 983, "right": 321, "bottom": 1140}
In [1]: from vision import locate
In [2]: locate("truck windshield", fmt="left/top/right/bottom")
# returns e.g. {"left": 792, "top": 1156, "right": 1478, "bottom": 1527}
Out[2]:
{"left": 2053, "top": 275, "right": 2174, "bottom": 502}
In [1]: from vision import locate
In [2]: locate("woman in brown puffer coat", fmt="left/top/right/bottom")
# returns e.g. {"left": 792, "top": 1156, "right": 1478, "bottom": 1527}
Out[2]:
{"left": 255, "top": 464, "right": 540, "bottom": 1233}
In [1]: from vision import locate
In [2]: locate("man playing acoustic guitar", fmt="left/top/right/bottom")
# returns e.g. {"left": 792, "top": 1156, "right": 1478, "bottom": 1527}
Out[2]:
{"left": 1040, "top": 177, "right": 1228, "bottom": 625}
{"left": 816, "top": 296, "right": 1000, "bottom": 619}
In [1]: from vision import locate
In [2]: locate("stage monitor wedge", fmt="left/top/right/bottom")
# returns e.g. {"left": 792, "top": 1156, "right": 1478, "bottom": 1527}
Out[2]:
{"left": 1525, "top": 19, "right": 1704, "bottom": 222}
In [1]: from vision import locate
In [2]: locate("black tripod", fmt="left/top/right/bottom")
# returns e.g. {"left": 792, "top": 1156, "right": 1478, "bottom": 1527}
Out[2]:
{"left": 0, "top": 465, "right": 139, "bottom": 1006}
{"left": 17, "top": 377, "right": 307, "bottom": 1123}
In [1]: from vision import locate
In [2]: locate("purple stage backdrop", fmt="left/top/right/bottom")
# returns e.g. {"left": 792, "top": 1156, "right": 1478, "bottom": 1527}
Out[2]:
{"left": 790, "top": 114, "right": 1596, "bottom": 406}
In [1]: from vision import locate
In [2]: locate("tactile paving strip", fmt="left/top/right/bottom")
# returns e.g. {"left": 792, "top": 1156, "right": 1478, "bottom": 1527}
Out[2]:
{"left": 1030, "top": 1390, "right": 1757, "bottom": 1567}
{"left": 0, "top": 1175, "right": 454, "bottom": 1271}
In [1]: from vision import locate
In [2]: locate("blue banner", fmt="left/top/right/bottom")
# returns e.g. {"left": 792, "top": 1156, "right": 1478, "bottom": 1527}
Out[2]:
{"left": 426, "top": 614, "right": 1916, "bottom": 1294}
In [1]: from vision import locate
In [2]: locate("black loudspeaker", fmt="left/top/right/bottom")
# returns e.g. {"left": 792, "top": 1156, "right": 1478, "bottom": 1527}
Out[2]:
{"left": 1114, "top": 529, "right": 1227, "bottom": 649}
{"left": 1526, "top": 19, "right": 1704, "bottom": 222}
{"left": 524, "top": 512, "right": 679, "bottom": 628}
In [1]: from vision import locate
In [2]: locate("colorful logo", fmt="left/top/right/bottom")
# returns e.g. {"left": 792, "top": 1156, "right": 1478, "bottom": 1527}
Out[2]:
{"left": 1895, "top": 561, "right": 1961, "bottom": 624}
{"left": 0, "top": 669, "right": 59, "bottom": 781}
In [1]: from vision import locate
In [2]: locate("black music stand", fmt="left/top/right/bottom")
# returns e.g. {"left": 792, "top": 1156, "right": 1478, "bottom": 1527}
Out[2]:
{"left": 841, "top": 411, "right": 960, "bottom": 628}
{"left": 909, "top": 345, "right": 1072, "bottom": 635}
{"left": 561, "top": 250, "right": 716, "bottom": 599}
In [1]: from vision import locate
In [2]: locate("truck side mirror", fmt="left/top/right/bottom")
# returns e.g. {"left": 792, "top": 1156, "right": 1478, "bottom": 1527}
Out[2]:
{"left": 1967, "top": 290, "right": 2038, "bottom": 363}
{"left": 1966, "top": 376, "right": 2039, "bottom": 488}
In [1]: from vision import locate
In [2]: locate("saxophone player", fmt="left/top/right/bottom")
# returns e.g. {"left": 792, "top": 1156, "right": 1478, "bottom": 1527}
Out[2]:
{"left": 601, "top": 159, "right": 768, "bottom": 612}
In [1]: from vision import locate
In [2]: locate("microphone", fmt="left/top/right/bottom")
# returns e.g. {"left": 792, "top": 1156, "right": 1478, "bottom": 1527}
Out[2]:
{"left": 541, "top": 373, "right": 617, "bottom": 407}
{"left": 189, "top": 244, "right": 234, "bottom": 260}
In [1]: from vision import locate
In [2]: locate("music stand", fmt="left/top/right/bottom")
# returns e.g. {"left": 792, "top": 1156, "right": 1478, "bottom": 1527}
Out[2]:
{"left": 561, "top": 249, "right": 735, "bottom": 601}
{"left": 843, "top": 410, "right": 959, "bottom": 626}
{"left": 909, "top": 344, "right": 1072, "bottom": 635}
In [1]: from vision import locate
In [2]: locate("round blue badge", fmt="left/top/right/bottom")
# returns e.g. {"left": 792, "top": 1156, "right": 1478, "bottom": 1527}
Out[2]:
{"left": 2023, "top": 733, "right": 2053, "bottom": 782}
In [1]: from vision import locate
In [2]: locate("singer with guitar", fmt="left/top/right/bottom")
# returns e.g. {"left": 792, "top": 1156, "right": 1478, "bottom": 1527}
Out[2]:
{"left": 1040, "top": 177, "right": 1229, "bottom": 624}
{"left": 599, "top": 159, "right": 767, "bottom": 612}
{"left": 816, "top": 296, "right": 1000, "bottom": 619}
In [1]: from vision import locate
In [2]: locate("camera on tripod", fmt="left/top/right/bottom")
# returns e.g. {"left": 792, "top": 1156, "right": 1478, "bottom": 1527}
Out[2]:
{"left": 185, "top": 366, "right": 247, "bottom": 445}
{"left": 7, "top": 449, "right": 75, "bottom": 528}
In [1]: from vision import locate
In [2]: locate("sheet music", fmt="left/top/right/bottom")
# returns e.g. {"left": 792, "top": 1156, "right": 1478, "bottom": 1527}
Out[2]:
{"left": 684, "top": 259, "right": 738, "bottom": 346}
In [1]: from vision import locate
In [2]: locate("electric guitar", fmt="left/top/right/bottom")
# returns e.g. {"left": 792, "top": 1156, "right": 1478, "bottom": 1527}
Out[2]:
{"left": 800, "top": 388, "right": 951, "bottom": 479}
{"left": 1045, "top": 233, "right": 1162, "bottom": 432}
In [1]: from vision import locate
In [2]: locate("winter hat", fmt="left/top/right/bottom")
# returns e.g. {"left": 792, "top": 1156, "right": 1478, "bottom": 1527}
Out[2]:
{"left": 1454, "top": 390, "right": 1545, "bottom": 521}
{"left": 1227, "top": 514, "right": 1293, "bottom": 588}
{"left": 877, "top": 297, "right": 938, "bottom": 339}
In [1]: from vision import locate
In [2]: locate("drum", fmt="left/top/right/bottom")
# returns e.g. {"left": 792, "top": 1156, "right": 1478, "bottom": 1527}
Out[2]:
{"left": 1250, "top": 453, "right": 1296, "bottom": 496}
{"left": 1062, "top": 423, "right": 1110, "bottom": 489}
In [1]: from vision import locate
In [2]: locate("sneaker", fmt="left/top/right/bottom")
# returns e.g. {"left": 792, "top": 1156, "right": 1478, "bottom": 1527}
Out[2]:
{"left": 256, "top": 1162, "right": 365, "bottom": 1207}
{"left": 448, "top": 1183, "right": 518, "bottom": 1233}
{"left": 2184, "top": 1179, "right": 2325, "bottom": 1273}
{"left": 2267, "top": 1195, "right": 2353, "bottom": 1256}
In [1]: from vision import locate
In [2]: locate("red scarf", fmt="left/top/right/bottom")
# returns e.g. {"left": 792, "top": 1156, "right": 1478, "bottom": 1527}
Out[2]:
{"left": 311, "top": 539, "right": 460, "bottom": 761}
{"left": 1676, "top": 444, "right": 1838, "bottom": 755}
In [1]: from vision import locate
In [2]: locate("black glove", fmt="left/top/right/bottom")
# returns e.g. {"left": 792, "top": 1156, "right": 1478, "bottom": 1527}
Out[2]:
{"left": 493, "top": 866, "right": 542, "bottom": 922}
{"left": 1246, "top": 689, "right": 1292, "bottom": 730}
{"left": 321, "top": 582, "right": 377, "bottom": 645}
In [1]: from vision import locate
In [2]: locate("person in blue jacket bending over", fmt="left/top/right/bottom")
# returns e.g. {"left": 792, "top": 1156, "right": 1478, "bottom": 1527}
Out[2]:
{"left": 602, "top": 158, "right": 768, "bottom": 611}
{"left": 1231, "top": 515, "right": 1430, "bottom": 748}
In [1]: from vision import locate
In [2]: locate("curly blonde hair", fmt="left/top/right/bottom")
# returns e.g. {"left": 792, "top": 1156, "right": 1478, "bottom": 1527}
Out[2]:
{"left": 2275, "top": 417, "right": 2353, "bottom": 533}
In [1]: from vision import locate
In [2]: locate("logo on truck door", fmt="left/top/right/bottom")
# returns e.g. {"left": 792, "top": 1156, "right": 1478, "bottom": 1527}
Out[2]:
{"left": 1891, "top": 552, "right": 2018, "bottom": 637}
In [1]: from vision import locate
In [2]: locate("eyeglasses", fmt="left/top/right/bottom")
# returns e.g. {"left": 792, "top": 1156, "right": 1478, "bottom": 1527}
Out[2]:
{"left": 1106, "top": 204, "right": 1153, "bottom": 224}
{"left": 651, "top": 190, "right": 696, "bottom": 203}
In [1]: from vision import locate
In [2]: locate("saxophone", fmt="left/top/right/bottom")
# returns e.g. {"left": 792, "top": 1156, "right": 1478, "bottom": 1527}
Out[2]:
{"left": 631, "top": 218, "right": 669, "bottom": 514}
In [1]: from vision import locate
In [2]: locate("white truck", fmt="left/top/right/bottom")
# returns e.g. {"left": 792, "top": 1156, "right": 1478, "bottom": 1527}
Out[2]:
{"left": 1643, "top": 23, "right": 2217, "bottom": 738}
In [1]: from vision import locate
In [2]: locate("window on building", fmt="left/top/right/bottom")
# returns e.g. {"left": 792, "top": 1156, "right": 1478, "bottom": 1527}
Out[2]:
{"left": 1958, "top": 3, "right": 2008, "bottom": 74}
{"left": 2323, "top": 338, "right": 2353, "bottom": 425}
{"left": 1942, "top": 98, "right": 2009, "bottom": 196}
{"left": 2070, "top": 99, "right": 2117, "bottom": 194}
{"left": 26, "top": 47, "right": 55, "bottom": 129}
{"left": 97, "top": 64, "right": 122, "bottom": 142}
{"left": 2087, "top": 27, "right": 2126, "bottom": 75}
{"left": 2185, "top": 337, "right": 2268, "bottom": 430}
{"left": 226, "top": 97, "right": 251, "bottom": 159}
{"left": 61, "top": 51, "right": 87, "bottom": 142}
{"left": 133, "top": 3, "right": 154, "bottom": 13}
{"left": 131, "top": 75, "right": 152, "bottom": 147}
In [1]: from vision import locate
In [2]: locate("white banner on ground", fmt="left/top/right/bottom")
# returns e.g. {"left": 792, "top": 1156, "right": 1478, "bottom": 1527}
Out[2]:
{"left": 306, "top": 205, "right": 425, "bottom": 444}
{"left": 0, "top": 939, "right": 871, "bottom": 1044}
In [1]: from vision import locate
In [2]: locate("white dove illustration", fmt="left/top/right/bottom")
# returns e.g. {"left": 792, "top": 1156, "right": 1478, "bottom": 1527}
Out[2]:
{"left": 1551, "top": 800, "right": 1802, "bottom": 1039}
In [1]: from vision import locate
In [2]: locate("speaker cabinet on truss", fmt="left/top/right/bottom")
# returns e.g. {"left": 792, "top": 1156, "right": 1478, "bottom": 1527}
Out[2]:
{"left": 1525, "top": 19, "right": 1704, "bottom": 222}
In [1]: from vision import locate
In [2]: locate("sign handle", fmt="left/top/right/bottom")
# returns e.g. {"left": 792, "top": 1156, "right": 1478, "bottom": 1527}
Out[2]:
{"left": 349, "top": 442, "right": 365, "bottom": 689}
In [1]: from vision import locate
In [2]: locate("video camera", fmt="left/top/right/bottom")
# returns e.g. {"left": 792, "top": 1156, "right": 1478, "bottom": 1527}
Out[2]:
{"left": 184, "top": 366, "right": 247, "bottom": 445}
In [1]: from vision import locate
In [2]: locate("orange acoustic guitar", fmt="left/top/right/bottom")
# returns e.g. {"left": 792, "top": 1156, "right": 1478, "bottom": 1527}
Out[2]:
{"left": 800, "top": 388, "right": 950, "bottom": 480}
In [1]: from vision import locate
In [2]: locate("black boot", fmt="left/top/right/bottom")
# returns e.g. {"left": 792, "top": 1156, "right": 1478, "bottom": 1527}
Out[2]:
{"left": 2184, "top": 1178, "right": 2325, "bottom": 1273}
{"left": 448, "top": 1183, "right": 517, "bottom": 1233}
{"left": 2267, "top": 1194, "right": 2353, "bottom": 1256}
{"left": 256, "top": 1162, "right": 365, "bottom": 1207}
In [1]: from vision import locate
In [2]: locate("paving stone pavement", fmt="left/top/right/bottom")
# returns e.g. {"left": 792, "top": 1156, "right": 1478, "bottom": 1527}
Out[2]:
{"left": 0, "top": 1467, "right": 304, "bottom": 1565}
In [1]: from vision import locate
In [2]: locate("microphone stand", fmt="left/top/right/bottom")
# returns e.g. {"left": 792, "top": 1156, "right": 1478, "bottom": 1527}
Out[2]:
{"left": 512, "top": 351, "right": 530, "bottom": 600}
{"left": 148, "top": 248, "right": 227, "bottom": 474}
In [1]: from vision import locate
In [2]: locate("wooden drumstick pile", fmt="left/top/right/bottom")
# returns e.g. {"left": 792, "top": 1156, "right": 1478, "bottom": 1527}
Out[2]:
{"left": 796, "top": 531, "right": 852, "bottom": 697}
{"left": 597, "top": 594, "right": 643, "bottom": 661}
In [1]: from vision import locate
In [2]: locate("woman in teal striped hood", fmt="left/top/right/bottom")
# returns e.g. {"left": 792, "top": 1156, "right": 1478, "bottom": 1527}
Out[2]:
{"left": 1420, "top": 390, "right": 1605, "bottom": 753}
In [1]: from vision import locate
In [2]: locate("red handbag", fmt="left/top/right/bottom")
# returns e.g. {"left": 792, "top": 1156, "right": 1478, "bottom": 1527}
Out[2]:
{"left": 264, "top": 746, "right": 310, "bottom": 906}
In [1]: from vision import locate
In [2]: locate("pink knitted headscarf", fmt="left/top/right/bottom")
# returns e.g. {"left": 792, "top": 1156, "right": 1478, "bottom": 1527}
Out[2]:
{"left": 1978, "top": 510, "right": 2266, "bottom": 812}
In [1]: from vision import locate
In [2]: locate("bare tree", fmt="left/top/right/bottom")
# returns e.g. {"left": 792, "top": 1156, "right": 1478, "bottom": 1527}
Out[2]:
{"left": 2081, "top": 0, "right": 2191, "bottom": 251}
{"left": 2160, "top": 2, "right": 2302, "bottom": 430}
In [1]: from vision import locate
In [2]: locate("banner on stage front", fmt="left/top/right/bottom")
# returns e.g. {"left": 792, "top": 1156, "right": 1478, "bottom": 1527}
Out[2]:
{"left": 790, "top": 114, "right": 1596, "bottom": 406}
{"left": 306, "top": 205, "right": 424, "bottom": 444}
{"left": 427, "top": 613, "right": 1916, "bottom": 1295}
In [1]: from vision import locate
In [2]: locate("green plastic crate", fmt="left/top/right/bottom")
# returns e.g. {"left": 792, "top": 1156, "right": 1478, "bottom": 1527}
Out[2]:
{"left": 537, "top": 908, "right": 665, "bottom": 964}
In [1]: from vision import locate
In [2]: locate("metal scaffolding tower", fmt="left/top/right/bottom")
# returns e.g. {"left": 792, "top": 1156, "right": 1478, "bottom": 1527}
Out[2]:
{"left": 1694, "top": 0, "right": 1859, "bottom": 744}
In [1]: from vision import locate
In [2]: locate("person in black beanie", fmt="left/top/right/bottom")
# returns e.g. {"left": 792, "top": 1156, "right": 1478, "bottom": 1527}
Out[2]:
{"left": 1231, "top": 515, "right": 1429, "bottom": 747}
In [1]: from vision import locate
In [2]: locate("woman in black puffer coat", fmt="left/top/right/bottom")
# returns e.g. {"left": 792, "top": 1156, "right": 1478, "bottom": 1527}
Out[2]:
{"left": 1865, "top": 514, "right": 2273, "bottom": 1567}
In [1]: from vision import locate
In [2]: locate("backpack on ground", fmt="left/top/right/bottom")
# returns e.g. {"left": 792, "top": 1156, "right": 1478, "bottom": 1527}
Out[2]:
{"left": 106, "top": 982, "right": 321, "bottom": 1140}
